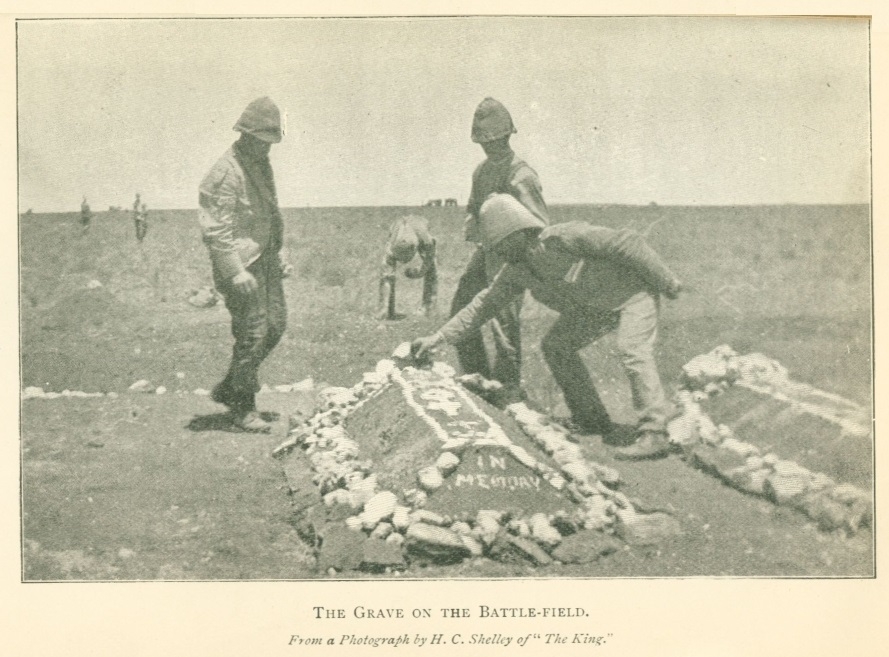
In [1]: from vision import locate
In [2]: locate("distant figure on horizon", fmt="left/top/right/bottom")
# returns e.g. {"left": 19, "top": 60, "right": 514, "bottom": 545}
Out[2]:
{"left": 448, "top": 97, "right": 549, "bottom": 407}
{"left": 198, "top": 96, "right": 288, "bottom": 434}
{"left": 377, "top": 215, "right": 438, "bottom": 320}
{"left": 80, "top": 197, "right": 92, "bottom": 231}
{"left": 135, "top": 199, "right": 149, "bottom": 243}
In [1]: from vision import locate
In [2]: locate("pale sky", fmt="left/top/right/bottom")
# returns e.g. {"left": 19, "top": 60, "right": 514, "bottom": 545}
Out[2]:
{"left": 17, "top": 16, "right": 870, "bottom": 211}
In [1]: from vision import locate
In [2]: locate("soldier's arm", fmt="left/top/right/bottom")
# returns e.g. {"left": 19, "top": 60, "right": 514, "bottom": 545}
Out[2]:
{"left": 198, "top": 163, "right": 246, "bottom": 280}
{"left": 435, "top": 264, "right": 527, "bottom": 344}
{"left": 463, "top": 164, "right": 484, "bottom": 242}
{"left": 510, "top": 167, "right": 550, "bottom": 225}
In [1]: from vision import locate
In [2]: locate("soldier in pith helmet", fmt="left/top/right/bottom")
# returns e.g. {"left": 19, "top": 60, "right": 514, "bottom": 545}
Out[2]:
{"left": 415, "top": 194, "right": 683, "bottom": 459}
{"left": 449, "top": 97, "right": 549, "bottom": 406}
{"left": 197, "top": 97, "right": 289, "bottom": 433}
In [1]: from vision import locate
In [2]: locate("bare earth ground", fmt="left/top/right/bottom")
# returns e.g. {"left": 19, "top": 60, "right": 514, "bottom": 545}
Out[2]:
{"left": 19, "top": 204, "right": 873, "bottom": 579}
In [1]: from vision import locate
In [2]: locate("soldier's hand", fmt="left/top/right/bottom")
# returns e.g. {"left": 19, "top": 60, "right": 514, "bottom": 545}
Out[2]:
{"left": 664, "top": 278, "right": 683, "bottom": 300}
{"left": 411, "top": 334, "right": 441, "bottom": 359}
{"left": 232, "top": 271, "right": 258, "bottom": 295}
{"left": 281, "top": 263, "right": 294, "bottom": 278}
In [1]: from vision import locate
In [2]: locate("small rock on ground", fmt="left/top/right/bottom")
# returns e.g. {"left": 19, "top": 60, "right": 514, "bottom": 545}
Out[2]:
{"left": 551, "top": 530, "right": 622, "bottom": 564}
{"left": 405, "top": 523, "right": 470, "bottom": 565}
{"left": 317, "top": 524, "right": 367, "bottom": 572}
{"left": 616, "top": 512, "right": 683, "bottom": 546}
{"left": 489, "top": 532, "right": 552, "bottom": 566}
{"left": 361, "top": 538, "right": 405, "bottom": 572}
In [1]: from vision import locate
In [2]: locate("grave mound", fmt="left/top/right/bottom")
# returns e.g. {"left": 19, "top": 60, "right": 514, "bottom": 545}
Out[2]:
{"left": 668, "top": 345, "right": 873, "bottom": 534}
{"left": 275, "top": 347, "right": 672, "bottom": 573}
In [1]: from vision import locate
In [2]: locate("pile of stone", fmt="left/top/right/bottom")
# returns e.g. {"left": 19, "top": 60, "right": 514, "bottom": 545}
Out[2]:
{"left": 22, "top": 376, "right": 316, "bottom": 402}
{"left": 277, "top": 345, "right": 681, "bottom": 574}
{"left": 670, "top": 345, "right": 872, "bottom": 534}
{"left": 22, "top": 386, "right": 107, "bottom": 400}
{"left": 186, "top": 286, "right": 220, "bottom": 308}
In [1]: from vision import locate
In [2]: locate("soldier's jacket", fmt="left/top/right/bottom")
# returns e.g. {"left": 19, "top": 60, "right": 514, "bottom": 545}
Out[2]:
{"left": 464, "top": 151, "right": 549, "bottom": 249}
{"left": 438, "top": 222, "right": 680, "bottom": 344}
{"left": 198, "top": 141, "right": 283, "bottom": 279}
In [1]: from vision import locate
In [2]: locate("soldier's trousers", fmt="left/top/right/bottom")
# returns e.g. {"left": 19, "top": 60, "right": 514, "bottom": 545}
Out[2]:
{"left": 449, "top": 247, "right": 524, "bottom": 403}
{"left": 213, "top": 251, "right": 286, "bottom": 412}
{"left": 541, "top": 291, "right": 671, "bottom": 434}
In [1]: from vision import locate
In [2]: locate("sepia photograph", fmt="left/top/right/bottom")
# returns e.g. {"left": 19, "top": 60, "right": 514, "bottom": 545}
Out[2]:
{"left": 16, "top": 13, "right": 873, "bottom": 588}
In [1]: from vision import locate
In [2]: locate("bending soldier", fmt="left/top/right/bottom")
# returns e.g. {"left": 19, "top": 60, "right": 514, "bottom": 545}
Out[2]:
{"left": 414, "top": 194, "right": 683, "bottom": 460}
{"left": 377, "top": 215, "right": 438, "bottom": 320}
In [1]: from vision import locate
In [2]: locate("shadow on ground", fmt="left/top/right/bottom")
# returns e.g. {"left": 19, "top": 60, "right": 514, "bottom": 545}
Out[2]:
{"left": 186, "top": 410, "right": 283, "bottom": 433}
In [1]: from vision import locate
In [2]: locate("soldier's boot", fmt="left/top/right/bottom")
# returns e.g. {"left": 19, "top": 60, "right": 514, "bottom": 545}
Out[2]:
{"left": 211, "top": 381, "right": 236, "bottom": 407}
{"left": 613, "top": 430, "right": 671, "bottom": 460}
{"left": 233, "top": 410, "right": 272, "bottom": 434}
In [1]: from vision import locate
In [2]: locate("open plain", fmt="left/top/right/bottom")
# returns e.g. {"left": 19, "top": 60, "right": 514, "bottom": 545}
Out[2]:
{"left": 19, "top": 203, "right": 872, "bottom": 579}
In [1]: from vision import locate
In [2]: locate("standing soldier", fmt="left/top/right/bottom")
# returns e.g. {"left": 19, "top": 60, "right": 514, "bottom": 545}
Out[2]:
{"left": 80, "top": 196, "right": 92, "bottom": 231}
{"left": 135, "top": 201, "right": 149, "bottom": 243}
{"left": 413, "top": 194, "right": 683, "bottom": 459}
{"left": 198, "top": 96, "right": 288, "bottom": 433}
{"left": 377, "top": 215, "right": 438, "bottom": 320}
{"left": 449, "top": 98, "right": 549, "bottom": 406}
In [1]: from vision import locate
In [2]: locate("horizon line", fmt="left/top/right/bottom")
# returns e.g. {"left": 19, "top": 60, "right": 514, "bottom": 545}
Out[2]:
{"left": 19, "top": 201, "right": 871, "bottom": 215}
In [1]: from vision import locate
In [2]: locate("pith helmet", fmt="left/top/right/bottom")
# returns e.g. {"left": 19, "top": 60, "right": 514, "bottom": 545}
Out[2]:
{"left": 233, "top": 97, "right": 283, "bottom": 143}
{"left": 471, "top": 97, "right": 517, "bottom": 143}
{"left": 478, "top": 194, "right": 544, "bottom": 251}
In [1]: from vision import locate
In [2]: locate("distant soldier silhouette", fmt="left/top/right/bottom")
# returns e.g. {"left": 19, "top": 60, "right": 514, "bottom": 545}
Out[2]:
{"left": 80, "top": 197, "right": 92, "bottom": 231}
{"left": 135, "top": 199, "right": 149, "bottom": 243}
